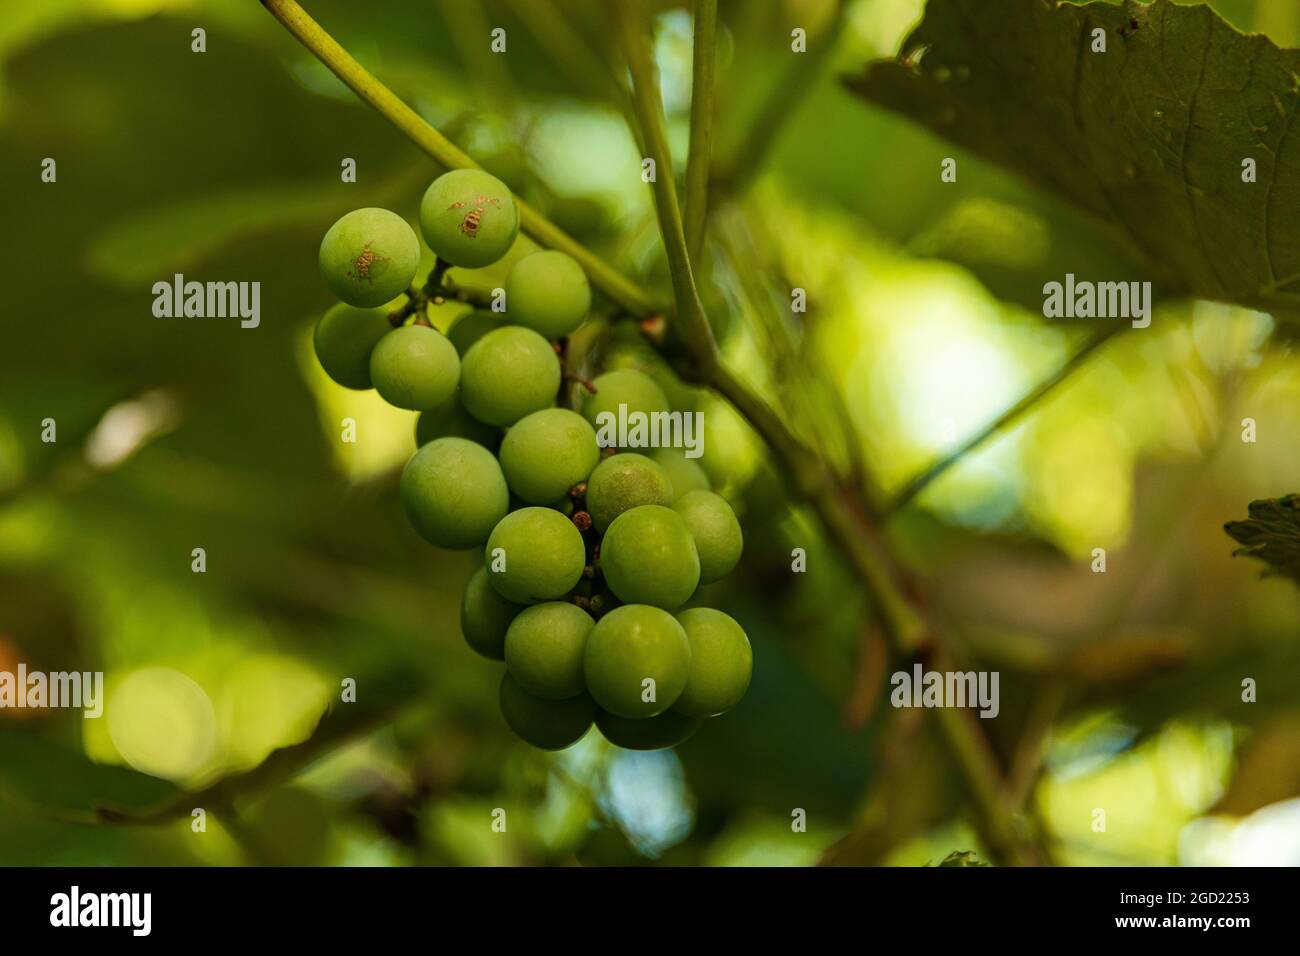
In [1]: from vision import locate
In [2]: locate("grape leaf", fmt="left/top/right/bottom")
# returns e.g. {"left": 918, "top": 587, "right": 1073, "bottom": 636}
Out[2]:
{"left": 844, "top": 0, "right": 1300, "bottom": 315}
{"left": 1224, "top": 494, "right": 1300, "bottom": 584}
{"left": 0, "top": 727, "right": 178, "bottom": 818}
{"left": 935, "top": 849, "right": 992, "bottom": 867}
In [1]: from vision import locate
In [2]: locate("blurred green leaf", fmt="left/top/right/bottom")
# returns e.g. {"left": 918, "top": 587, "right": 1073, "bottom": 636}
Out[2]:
{"left": 95, "top": 664, "right": 423, "bottom": 825}
{"left": 1225, "top": 494, "right": 1300, "bottom": 585}
{"left": 935, "top": 849, "right": 991, "bottom": 866}
{"left": 0, "top": 725, "right": 178, "bottom": 817}
{"left": 85, "top": 181, "right": 372, "bottom": 288}
{"left": 846, "top": 0, "right": 1300, "bottom": 314}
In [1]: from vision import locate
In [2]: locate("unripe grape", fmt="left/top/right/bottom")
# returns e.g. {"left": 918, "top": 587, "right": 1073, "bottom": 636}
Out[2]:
{"left": 370, "top": 324, "right": 461, "bottom": 410}
{"left": 672, "top": 490, "right": 743, "bottom": 583}
{"left": 499, "top": 673, "right": 593, "bottom": 750}
{"left": 446, "top": 309, "right": 501, "bottom": 356}
{"left": 583, "top": 604, "right": 691, "bottom": 717}
{"left": 460, "top": 326, "right": 561, "bottom": 426}
{"left": 673, "top": 607, "right": 751, "bottom": 717}
{"left": 499, "top": 408, "right": 599, "bottom": 504}
{"left": 600, "top": 505, "right": 700, "bottom": 609}
{"left": 461, "top": 567, "right": 521, "bottom": 660}
{"left": 313, "top": 304, "right": 391, "bottom": 389}
{"left": 581, "top": 368, "right": 670, "bottom": 435}
{"left": 651, "top": 448, "right": 710, "bottom": 499}
{"left": 419, "top": 169, "right": 519, "bottom": 268}
{"left": 400, "top": 437, "right": 508, "bottom": 549}
{"left": 504, "top": 250, "right": 591, "bottom": 339}
{"left": 596, "top": 709, "right": 701, "bottom": 751}
{"left": 585, "top": 453, "right": 673, "bottom": 533}
{"left": 504, "top": 601, "right": 594, "bottom": 699}
{"left": 319, "top": 207, "right": 420, "bottom": 307}
{"left": 485, "top": 507, "right": 586, "bottom": 603}
{"left": 414, "top": 391, "right": 501, "bottom": 449}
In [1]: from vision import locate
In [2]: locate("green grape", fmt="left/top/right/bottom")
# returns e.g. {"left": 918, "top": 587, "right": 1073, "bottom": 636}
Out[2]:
{"left": 400, "top": 437, "right": 508, "bottom": 549}
{"left": 460, "top": 326, "right": 561, "bottom": 426}
{"left": 504, "top": 601, "right": 594, "bottom": 699}
{"left": 499, "top": 408, "right": 599, "bottom": 504}
{"left": 485, "top": 506, "right": 586, "bottom": 603}
{"left": 651, "top": 447, "right": 710, "bottom": 499}
{"left": 672, "top": 490, "right": 743, "bottom": 584}
{"left": 369, "top": 324, "right": 461, "bottom": 411}
{"left": 312, "top": 304, "right": 391, "bottom": 390}
{"left": 446, "top": 309, "right": 502, "bottom": 355}
{"left": 499, "top": 673, "right": 594, "bottom": 750}
{"left": 583, "top": 604, "right": 691, "bottom": 718}
{"left": 673, "top": 607, "right": 752, "bottom": 718}
{"left": 505, "top": 250, "right": 591, "bottom": 339}
{"left": 415, "top": 391, "right": 500, "bottom": 449}
{"left": 580, "top": 368, "right": 670, "bottom": 435}
{"left": 596, "top": 709, "right": 701, "bottom": 751}
{"left": 585, "top": 453, "right": 673, "bottom": 533}
{"left": 600, "top": 505, "right": 700, "bottom": 609}
{"left": 419, "top": 169, "right": 519, "bottom": 268}
{"left": 319, "top": 207, "right": 420, "bottom": 307}
{"left": 460, "top": 567, "right": 521, "bottom": 660}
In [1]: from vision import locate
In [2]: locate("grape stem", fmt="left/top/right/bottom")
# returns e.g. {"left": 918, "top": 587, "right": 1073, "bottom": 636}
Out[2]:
{"left": 261, "top": 0, "right": 656, "bottom": 318}
{"left": 617, "top": 4, "right": 719, "bottom": 380}
{"left": 261, "top": 0, "right": 1042, "bottom": 864}
{"left": 882, "top": 326, "right": 1122, "bottom": 516}
{"left": 388, "top": 283, "right": 427, "bottom": 326}
{"left": 562, "top": 371, "right": 597, "bottom": 395}
{"left": 437, "top": 275, "right": 494, "bottom": 310}
{"left": 683, "top": 0, "right": 717, "bottom": 263}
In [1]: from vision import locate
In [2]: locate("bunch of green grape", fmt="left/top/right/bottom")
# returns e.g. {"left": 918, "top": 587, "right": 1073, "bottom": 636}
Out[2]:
{"left": 313, "top": 169, "right": 751, "bottom": 752}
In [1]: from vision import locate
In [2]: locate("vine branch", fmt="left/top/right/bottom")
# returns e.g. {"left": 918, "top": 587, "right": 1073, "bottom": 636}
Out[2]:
{"left": 684, "top": 0, "right": 718, "bottom": 263}
{"left": 710, "top": 0, "right": 848, "bottom": 196}
{"left": 617, "top": 2, "right": 719, "bottom": 378}
{"left": 885, "top": 326, "right": 1121, "bottom": 516}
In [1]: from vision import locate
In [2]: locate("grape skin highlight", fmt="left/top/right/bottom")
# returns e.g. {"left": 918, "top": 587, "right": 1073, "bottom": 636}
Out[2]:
{"left": 370, "top": 324, "right": 461, "bottom": 411}
{"left": 460, "top": 326, "right": 562, "bottom": 427}
{"left": 319, "top": 207, "right": 421, "bottom": 308}
{"left": 400, "top": 437, "right": 509, "bottom": 549}
{"left": 600, "top": 505, "right": 701, "bottom": 609}
{"left": 484, "top": 506, "right": 587, "bottom": 603}
{"left": 499, "top": 408, "right": 600, "bottom": 504}
{"left": 583, "top": 604, "right": 692, "bottom": 718}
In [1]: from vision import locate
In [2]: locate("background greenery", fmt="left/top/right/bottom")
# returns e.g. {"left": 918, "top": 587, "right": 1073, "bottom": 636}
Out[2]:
{"left": 1, "top": 0, "right": 1298, "bottom": 866}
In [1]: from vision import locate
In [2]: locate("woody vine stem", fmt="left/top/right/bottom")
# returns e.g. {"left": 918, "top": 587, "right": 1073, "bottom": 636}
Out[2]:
{"left": 258, "top": 0, "right": 1098, "bottom": 865}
